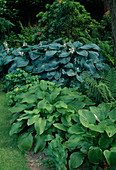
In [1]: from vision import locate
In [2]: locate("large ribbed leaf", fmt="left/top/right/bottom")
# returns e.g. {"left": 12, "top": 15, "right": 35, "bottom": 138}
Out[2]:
{"left": 45, "top": 50, "right": 57, "bottom": 58}
{"left": 79, "top": 44, "right": 100, "bottom": 51}
{"left": 14, "top": 57, "right": 29, "bottom": 67}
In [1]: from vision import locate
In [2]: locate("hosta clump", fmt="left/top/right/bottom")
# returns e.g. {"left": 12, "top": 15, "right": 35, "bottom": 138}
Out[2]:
{"left": 3, "top": 68, "right": 39, "bottom": 92}
{"left": 0, "top": 39, "right": 110, "bottom": 87}
{"left": 9, "top": 80, "right": 93, "bottom": 152}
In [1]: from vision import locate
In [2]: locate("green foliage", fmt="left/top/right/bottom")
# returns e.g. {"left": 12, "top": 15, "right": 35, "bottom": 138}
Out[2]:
{"left": 36, "top": 0, "right": 100, "bottom": 42}
{"left": 8, "top": 79, "right": 116, "bottom": 169}
{"left": 3, "top": 68, "right": 39, "bottom": 92}
{"left": 0, "top": 40, "right": 110, "bottom": 87}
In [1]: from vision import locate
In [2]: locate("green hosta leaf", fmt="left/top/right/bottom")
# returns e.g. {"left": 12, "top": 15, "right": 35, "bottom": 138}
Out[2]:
{"left": 90, "top": 104, "right": 110, "bottom": 122}
{"left": 78, "top": 110, "right": 96, "bottom": 128}
{"left": 88, "top": 124, "right": 105, "bottom": 133}
{"left": 45, "top": 50, "right": 57, "bottom": 59}
{"left": 79, "top": 44, "right": 100, "bottom": 51}
{"left": 76, "top": 50, "right": 88, "bottom": 57}
{"left": 27, "top": 115, "right": 40, "bottom": 126}
{"left": 34, "top": 135, "right": 46, "bottom": 153}
{"left": 10, "top": 104, "right": 28, "bottom": 113}
{"left": 98, "top": 134, "right": 113, "bottom": 150}
{"left": 104, "top": 150, "right": 116, "bottom": 167}
{"left": 88, "top": 147, "right": 104, "bottom": 164}
{"left": 68, "top": 124, "right": 85, "bottom": 134}
{"left": 45, "top": 134, "right": 54, "bottom": 142}
{"left": 37, "top": 99, "right": 54, "bottom": 113}
{"left": 54, "top": 101, "right": 67, "bottom": 109}
{"left": 9, "top": 121, "right": 24, "bottom": 136}
{"left": 21, "top": 94, "right": 37, "bottom": 104}
{"left": 109, "top": 108, "right": 116, "bottom": 120}
{"left": 40, "top": 80, "right": 47, "bottom": 91}
{"left": 34, "top": 118, "right": 46, "bottom": 135}
{"left": 69, "top": 152, "right": 85, "bottom": 169}
{"left": 49, "top": 88, "right": 61, "bottom": 102}
{"left": 105, "top": 125, "right": 116, "bottom": 137}
{"left": 59, "top": 52, "right": 70, "bottom": 58}
{"left": 53, "top": 123, "right": 67, "bottom": 131}
{"left": 66, "top": 135, "right": 83, "bottom": 150}
{"left": 18, "top": 132, "right": 33, "bottom": 152}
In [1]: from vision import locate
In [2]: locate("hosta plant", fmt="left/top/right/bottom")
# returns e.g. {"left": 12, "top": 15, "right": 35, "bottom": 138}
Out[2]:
{"left": 9, "top": 80, "right": 116, "bottom": 169}
{"left": 0, "top": 39, "right": 110, "bottom": 87}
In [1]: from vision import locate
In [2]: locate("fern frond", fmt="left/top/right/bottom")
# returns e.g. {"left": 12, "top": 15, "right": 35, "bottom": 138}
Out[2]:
{"left": 103, "top": 68, "right": 116, "bottom": 98}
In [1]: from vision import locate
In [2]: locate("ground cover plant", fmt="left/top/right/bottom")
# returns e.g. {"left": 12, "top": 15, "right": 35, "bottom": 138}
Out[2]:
{"left": 8, "top": 80, "right": 116, "bottom": 169}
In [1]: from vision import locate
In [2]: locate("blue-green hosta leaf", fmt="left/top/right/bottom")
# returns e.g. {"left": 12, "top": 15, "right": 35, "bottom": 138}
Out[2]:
{"left": 45, "top": 50, "right": 57, "bottom": 59}
{"left": 34, "top": 118, "right": 46, "bottom": 135}
{"left": 63, "top": 63, "right": 73, "bottom": 69}
{"left": 24, "top": 65, "right": 34, "bottom": 72}
{"left": 33, "top": 64, "right": 46, "bottom": 73}
{"left": 34, "top": 135, "right": 46, "bottom": 153}
{"left": 104, "top": 150, "right": 116, "bottom": 167}
{"left": 18, "top": 132, "right": 33, "bottom": 152}
{"left": 47, "top": 71, "right": 56, "bottom": 80}
{"left": 66, "top": 69, "right": 76, "bottom": 76}
{"left": 105, "top": 125, "right": 116, "bottom": 137}
{"left": 54, "top": 101, "right": 67, "bottom": 109}
{"left": 88, "top": 147, "right": 104, "bottom": 164}
{"left": 68, "top": 124, "right": 85, "bottom": 134}
{"left": 78, "top": 110, "right": 96, "bottom": 128}
{"left": 54, "top": 71, "right": 62, "bottom": 80}
{"left": 69, "top": 152, "right": 85, "bottom": 169}
{"left": 59, "top": 57, "right": 71, "bottom": 64}
{"left": 73, "top": 41, "right": 83, "bottom": 48}
{"left": 79, "top": 44, "right": 100, "bottom": 51}
{"left": 45, "top": 61, "right": 59, "bottom": 71}
{"left": 9, "top": 121, "right": 24, "bottom": 136}
{"left": 84, "top": 62, "right": 95, "bottom": 75}
{"left": 14, "top": 57, "right": 29, "bottom": 67}
{"left": 0, "top": 66, "right": 3, "bottom": 72}
{"left": 29, "top": 51, "right": 40, "bottom": 60}
{"left": 76, "top": 50, "right": 88, "bottom": 57}
{"left": 53, "top": 123, "right": 67, "bottom": 131}
{"left": 76, "top": 74, "right": 83, "bottom": 82}
{"left": 3, "top": 55, "right": 14, "bottom": 65}
{"left": 49, "top": 43, "right": 63, "bottom": 50}
{"left": 59, "top": 52, "right": 70, "bottom": 58}
{"left": 88, "top": 51, "right": 99, "bottom": 62}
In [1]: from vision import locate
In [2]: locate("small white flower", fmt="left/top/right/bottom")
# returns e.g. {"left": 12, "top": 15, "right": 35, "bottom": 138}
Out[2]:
{"left": 23, "top": 41, "right": 27, "bottom": 46}
{"left": 19, "top": 51, "right": 24, "bottom": 56}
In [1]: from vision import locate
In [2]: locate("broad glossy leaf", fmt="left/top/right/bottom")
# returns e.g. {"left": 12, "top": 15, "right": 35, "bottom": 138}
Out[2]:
{"left": 79, "top": 44, "right": 100, "bottom": 51}
{"left": 9, "top": 121, "right": 24, "bottom": 136}
{"left": 66, "top": 69, "right": 76, "bottom": 76}
{"left": 109, "top": 108, "right": 116, "bottom": 120}
{"left": 40, "top": 80, "right": 47, "bottom": 91}
{"left": 68, "top": 124, "right": 85, "bottom": 134}
{"left": 27, "top": 115, "right": 40, "bottom": 126}
{"left": 88, "top": 51, "right": 99, "bottom": 62}
{"left": 59, "top": 57, "right": 71, "bottom": 64}
{"left": 69, "top": 152, "right": 85, "bottom": 169}
{"left": 59, "top": 52, "right": 70, "bottom": 58}
{"left": 76, "top": 74, "right": 83, "bottom": 82}
{"left": 66, "top": 135, "right": 83, "bottom": 150}
{"left": 54, "top": 71, "right": 62, "bottom": 80}
{"left": 45, "top": 50, "right": 57, "bottom": 58}
{"left": 73, "top": 41, "right": 83, "bottom": 48}
{"left": 47, "top": 71, "right": 56, "bottom": 80}
{"left": 105, "top": 125, "right": 116, "bottom": 137}
{"left": 104, "top": 150, "right": 116, "bottom": 167}
{"left": 10, "top": 104, "right": 28, "bottom": 113}
{"left": 54, "top": 101, "right": 67, "bottom": 109}
{"left": 3, "top": 55, "right": 14, "bottom": 65}
{"left": 29, "top": 51, "right": 40, "bottom": 60}
{"left": 18, "top": 132, "right": 33, "bottom": 152}
{"left": 63, "top": 63, "right": 73, "bottom": 69}
{"left": 34, "top": 135, "right": 46, "bottom": 153}
{"left": 98, "top": 134, "right": 113, "bottom": 149}
{"left": 34, "top": 118, "right": 46, "bottom": 135}
{"left": 78, "top": 110, "right": 96, "bottom": 128}
{"left": 88, "top": 147, "right": 104, "bottom": 164}
{"left": 14, "top": 57, "right": 29, "bottom": 67}
{"left": 76, "top": 50, "right": 88, "bottom": 57}
{"left": 53, "top": 123, "right": 67, "bottom": 131}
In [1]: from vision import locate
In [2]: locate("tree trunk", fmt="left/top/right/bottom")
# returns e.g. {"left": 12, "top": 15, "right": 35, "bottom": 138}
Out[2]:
{"left": 107, "top": 0, "right": 116, "bottom": 68}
